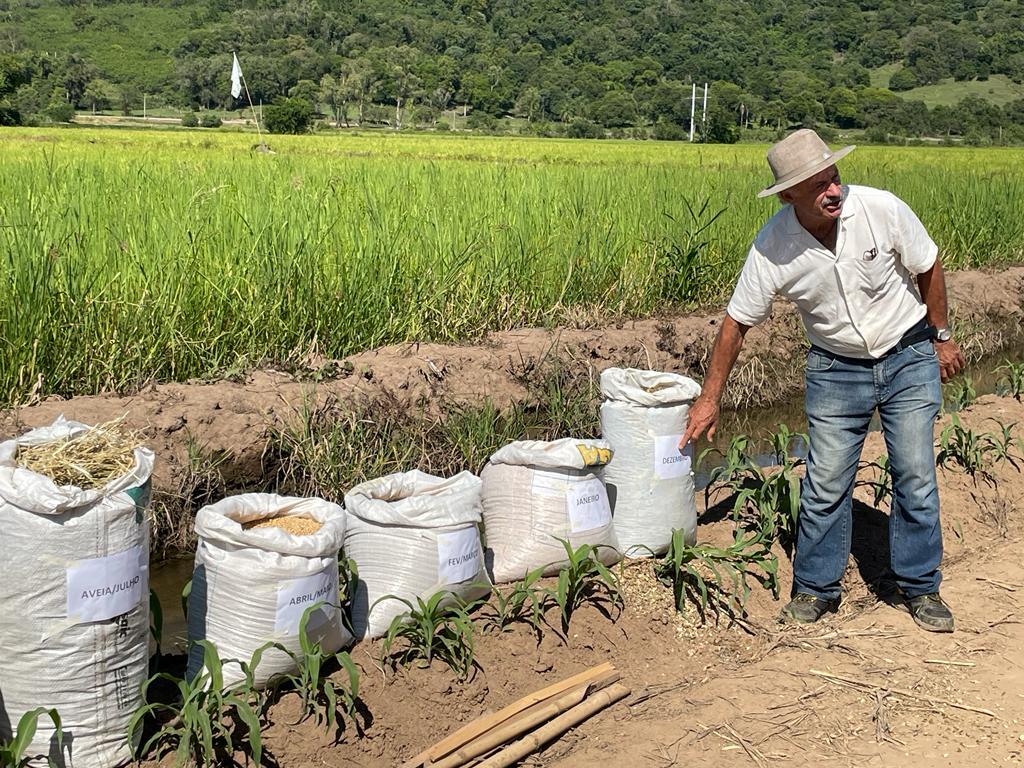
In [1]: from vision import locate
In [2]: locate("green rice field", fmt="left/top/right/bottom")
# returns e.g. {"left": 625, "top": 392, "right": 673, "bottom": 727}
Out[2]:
{"left": 1, "top": 127, "right": 1023, "bottom": 403}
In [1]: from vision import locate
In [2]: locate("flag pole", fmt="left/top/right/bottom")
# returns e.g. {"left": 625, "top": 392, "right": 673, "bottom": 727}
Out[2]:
{"left": 233, "top": 51, "right": 265, "bottom": 147}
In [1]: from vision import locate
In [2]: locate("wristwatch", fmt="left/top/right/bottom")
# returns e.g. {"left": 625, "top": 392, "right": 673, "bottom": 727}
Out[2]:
{"left": 934, "top": 327, "right": 953, "bottom": 343}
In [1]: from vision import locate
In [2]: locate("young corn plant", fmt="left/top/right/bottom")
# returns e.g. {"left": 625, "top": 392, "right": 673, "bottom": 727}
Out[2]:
{"left": 379, "top": 591, "right": 480, "bottom": 680}
{"left": 128, "top": 640, "right": 263, "bottom": 767}
{"left": 265, "top": 604, "right": 361, "bottom": 736}
{"left": 996, "top": 360, "right": 1024, "bottom": 400}
{"left": 654, "top": 528, "right": 779, "bottom": 622}
{"left": 543, "top": 541, "right": 622, "bottom": 636}
{"left": 856, "top": 454, "right": 892, "bottom": 508}
{"left": 935, "top": 415, "right": 1019, "bottom": 483}
{"left": 0, "top": 708, "right": 62, "bottom": 768}
{"left": 943, "top": 376, "right": 977, "bottom": 412}
{"left": 481, "top": 565, "right": 549, "bottom": 638}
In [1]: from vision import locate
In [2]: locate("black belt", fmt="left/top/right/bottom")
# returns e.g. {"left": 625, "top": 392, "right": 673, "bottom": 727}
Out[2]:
{"left": 883, "top": 320, "right": 934, "bottom": 356}
{"left": 810, "top": 320, "right": 933, "bottom": 362}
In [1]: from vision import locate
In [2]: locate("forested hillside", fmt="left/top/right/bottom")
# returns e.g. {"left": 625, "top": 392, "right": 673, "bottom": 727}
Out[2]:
{"left": 1, "top": 0, "right": 1023, "bottom": 140}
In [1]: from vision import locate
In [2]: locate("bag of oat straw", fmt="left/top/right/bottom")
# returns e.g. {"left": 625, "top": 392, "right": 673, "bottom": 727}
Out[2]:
{"left": 599, "top": 367, "right": 702, "bottom": 557}
{"left": 186, "top": 493, "right": 350, "bottom": 689}
{"left": 480, "top": 438, "right": 619, "bottom": 584}
{"left": 344, "top": 470, "right": 489, "bottom": 639}
{"left": 0, "top": 417, "right": 154, "bottom": 768}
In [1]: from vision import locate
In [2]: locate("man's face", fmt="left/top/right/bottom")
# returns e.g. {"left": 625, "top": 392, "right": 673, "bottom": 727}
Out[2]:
{"left": 780, "top": 165, "right": 844, "bottom": 225}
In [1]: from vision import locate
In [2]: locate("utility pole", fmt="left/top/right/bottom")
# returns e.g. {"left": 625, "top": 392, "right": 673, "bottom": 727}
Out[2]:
{"left": 701, "top": 82, "right": 708, "bottom": 127}
{"left": 143, "top": 93, "right": 147, "bottom": 120}
{"left": 689, "top": 83, "right": 696, "bottom": 142}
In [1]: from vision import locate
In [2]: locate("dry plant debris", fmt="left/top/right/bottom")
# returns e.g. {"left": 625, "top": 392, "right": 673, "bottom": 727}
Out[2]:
{"left": 242, "top": 516, "right": 323, "bottom": 535}
{"left": 16, "top": 419, "right": 139, "bottom": 489}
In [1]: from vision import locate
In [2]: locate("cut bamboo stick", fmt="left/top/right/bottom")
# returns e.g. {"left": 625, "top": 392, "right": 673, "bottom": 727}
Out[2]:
{"left": 402, "top": 662, "right": 615, "bottom": 768}
{"left": 430, "top": 671, "right": 622, "bottom": 768}
{"left": 474, "top": 683, "right": 631, "bottom": 768}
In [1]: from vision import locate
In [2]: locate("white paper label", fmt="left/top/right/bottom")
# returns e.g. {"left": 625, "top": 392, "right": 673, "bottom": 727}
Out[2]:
{"left": 567, "top": 478, "right": 612, "bottom": 533}
{"left": 654, "top": 435, "right": 692, "bottom": 479}
{"left": 66, "top": 545, "right": 147, "bottom": 623}
{"left": 437, "top": 527, "right": 483, "bottom": 583}
{"left": 531, "top": 468, "right": 567, "bottom": 498}
{"left": 275, "top": 567, "right": 339, "bottom": 634}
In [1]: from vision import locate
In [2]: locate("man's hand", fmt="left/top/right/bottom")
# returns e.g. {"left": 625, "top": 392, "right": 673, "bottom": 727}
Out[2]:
{"left": 936, "top": 340, "right": 966, "bottom": 383}
{"left": 680, "top": 394, "right": 721, "bottom": 449}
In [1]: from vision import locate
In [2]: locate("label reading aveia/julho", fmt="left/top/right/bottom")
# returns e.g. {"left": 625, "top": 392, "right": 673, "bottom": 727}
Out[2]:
{"left": 66, "top": 545, "right": 147, "bottom": 623}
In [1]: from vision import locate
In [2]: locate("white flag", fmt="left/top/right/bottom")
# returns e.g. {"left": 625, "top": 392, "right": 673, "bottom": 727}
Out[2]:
{"left": 230, "top": 53, "right": 243, "bottom": 99}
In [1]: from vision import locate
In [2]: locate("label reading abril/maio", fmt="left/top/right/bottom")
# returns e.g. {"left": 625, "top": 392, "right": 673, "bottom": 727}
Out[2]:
{"left": 654, "top": 435, "right": 692, "bottom": 479}
{"left": 567, "top": 478, "right": 612, "bottom": 533}
{"left": 437, "top": 527, "right": 482, "bottom": 584}
{"left": 66, "top": 545, "right": 147, "bottom": 623}
{"left": 275, "top": 567, "right": 339, "bottom": 634}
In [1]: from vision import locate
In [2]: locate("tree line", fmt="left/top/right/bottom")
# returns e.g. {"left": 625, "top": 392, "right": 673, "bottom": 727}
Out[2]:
{"left": 1, "top": 0, "right": 1023, "bottom": 142}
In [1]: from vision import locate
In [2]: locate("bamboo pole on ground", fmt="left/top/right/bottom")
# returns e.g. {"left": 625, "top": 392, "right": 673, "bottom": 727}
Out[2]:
{"left": 473, "top": 683, "right": 631, "bottom": 768}
{"left": 402, "top": 662, "right": 614, "bottom": 768}
{"left": 430, "top": 671, "right": 621, "bottom": 768}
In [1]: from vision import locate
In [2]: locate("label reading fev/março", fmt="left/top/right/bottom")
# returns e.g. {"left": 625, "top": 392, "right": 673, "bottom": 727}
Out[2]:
{"left": 654, "top": 435, "right": 692, "bottom": 479}
{"left": 66, "top": 545, "right": 147, "bottom": 623}
{"left": 275, "top": 567, "right": 339, "bottom": 634}
{"left": 437, "top": 527, "right": 482, "bottom": 584}
{"left": 566, "top": 478, "right": 612, "bottom": 533}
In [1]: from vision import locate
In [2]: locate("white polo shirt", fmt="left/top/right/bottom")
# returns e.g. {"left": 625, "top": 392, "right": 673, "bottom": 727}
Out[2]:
{"left": 726, "top": 185, "right": 938, "bottom": 358}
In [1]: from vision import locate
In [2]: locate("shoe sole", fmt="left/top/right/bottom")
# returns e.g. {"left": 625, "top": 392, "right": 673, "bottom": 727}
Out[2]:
{"left": 911, "top": 614, "right": 954, "bottom": 633}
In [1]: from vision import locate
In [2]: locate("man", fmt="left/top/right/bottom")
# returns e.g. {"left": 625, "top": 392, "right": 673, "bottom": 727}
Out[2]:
{"left": 681, "top": 129, "right": 965, "bottom": 632}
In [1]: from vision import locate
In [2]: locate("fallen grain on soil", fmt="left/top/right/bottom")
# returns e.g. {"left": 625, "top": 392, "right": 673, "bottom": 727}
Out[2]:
{"left": 618, "top": 560, "right": 700, "bottom": 642}
{"left": 243, "top": 516, "right": 323, "bottom": 535}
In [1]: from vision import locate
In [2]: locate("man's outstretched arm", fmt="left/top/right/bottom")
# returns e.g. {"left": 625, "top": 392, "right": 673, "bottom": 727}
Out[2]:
{"left": 680, "top": 314, "right": 751, "bottom": 447}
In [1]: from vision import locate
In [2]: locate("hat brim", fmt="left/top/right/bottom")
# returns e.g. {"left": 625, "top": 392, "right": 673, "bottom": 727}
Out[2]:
{"left": 756, "top": 145, "right": 856, "bottom": 199}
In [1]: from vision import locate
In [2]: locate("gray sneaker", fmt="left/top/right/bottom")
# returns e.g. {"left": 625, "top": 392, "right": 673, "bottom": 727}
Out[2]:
{"left": 779, "top": 592, "right": 839, "bottom": 624}
{"left": 906, "top": 593, "right": 954, "bottom": 633}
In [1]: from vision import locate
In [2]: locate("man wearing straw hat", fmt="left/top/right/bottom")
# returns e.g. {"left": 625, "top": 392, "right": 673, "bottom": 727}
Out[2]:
{"left": 681, "top": 129, "right": 965, "bottom": 632}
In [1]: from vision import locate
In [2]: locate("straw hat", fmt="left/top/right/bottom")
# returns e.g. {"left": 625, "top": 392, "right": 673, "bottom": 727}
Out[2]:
{"left": 757, "top": 129, "right": 856, "bottom": 198}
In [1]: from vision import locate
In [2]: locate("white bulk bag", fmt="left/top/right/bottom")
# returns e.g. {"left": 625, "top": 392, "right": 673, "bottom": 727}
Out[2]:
{"left": 480, "top": 438, "right": 620, "bottom": 585}
{"left": 344, "top": 470, "right": 488, "bottom": 640}
{"left": 0, "top": 417, "right": 154, "bottom": 768}
{"left": 187, "top": 494, "right": 350, "bottom": 689}
{"left": 600, "top": 368, "right": 702, "bottom": 557}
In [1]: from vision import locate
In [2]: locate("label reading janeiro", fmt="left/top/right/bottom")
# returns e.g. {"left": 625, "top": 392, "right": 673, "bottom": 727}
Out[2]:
{"left": 567, "top": 478, "right": 612, "bottom": 533}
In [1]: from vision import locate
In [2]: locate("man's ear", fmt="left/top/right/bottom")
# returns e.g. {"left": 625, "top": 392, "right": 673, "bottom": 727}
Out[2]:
{"left": 777, "top": 190, "right": 792, "bottom": 204}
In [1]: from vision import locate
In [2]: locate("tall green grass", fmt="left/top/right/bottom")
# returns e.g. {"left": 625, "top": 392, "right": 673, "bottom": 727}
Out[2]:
{"left": 1, "top": 128, "right": 1022, "bottom": 402}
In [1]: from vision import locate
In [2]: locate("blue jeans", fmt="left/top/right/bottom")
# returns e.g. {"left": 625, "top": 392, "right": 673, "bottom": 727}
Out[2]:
{"left": 793, "top": 339, "right": 943, "bottom": 601}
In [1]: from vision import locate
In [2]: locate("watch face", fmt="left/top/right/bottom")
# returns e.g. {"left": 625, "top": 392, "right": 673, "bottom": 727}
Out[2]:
{"left": 936, "top": 328, "right": 952, "bottom": 342}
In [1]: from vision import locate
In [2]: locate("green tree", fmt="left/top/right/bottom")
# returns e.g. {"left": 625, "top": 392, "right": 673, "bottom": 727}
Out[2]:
{"left": 264, "top": 96, "right": 314, "bottom": 134}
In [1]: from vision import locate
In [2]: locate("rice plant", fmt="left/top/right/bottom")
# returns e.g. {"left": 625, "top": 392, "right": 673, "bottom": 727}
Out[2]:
{"left": 542, "top": 541, "right": 623, "bottom": 635}
{"left": 654, "top": 528, "right": 779, "bottom": 621}
{"left": 264, "top": 605, "right": 361, "bottom": 735}
{"left": 379, "top": 591, "right": 481, "bottom": 680}
{"left": 0, "top": 708, "right": 62, "bottom": 768}
{"left": 128, "top": 640, "right": 263, "bottom": 767}
{"left": 3, "top": 128, "right": 1023, "bottom": 405}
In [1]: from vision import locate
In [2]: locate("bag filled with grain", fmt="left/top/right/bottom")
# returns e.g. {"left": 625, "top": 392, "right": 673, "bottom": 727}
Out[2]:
{"left": 0, "top": 416, "right": 154, "bottom": 768}
{"left": 187, "top": 493, "right": 350, "bottom": 689}
{"left": 344, "top": 470, "right": 489, "bottom": 639}
{"left": 599, "top": 367, "right": 702, "bottom": 557}
{"left": 480, "top": 438, "right": 620, "bottom": 584}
